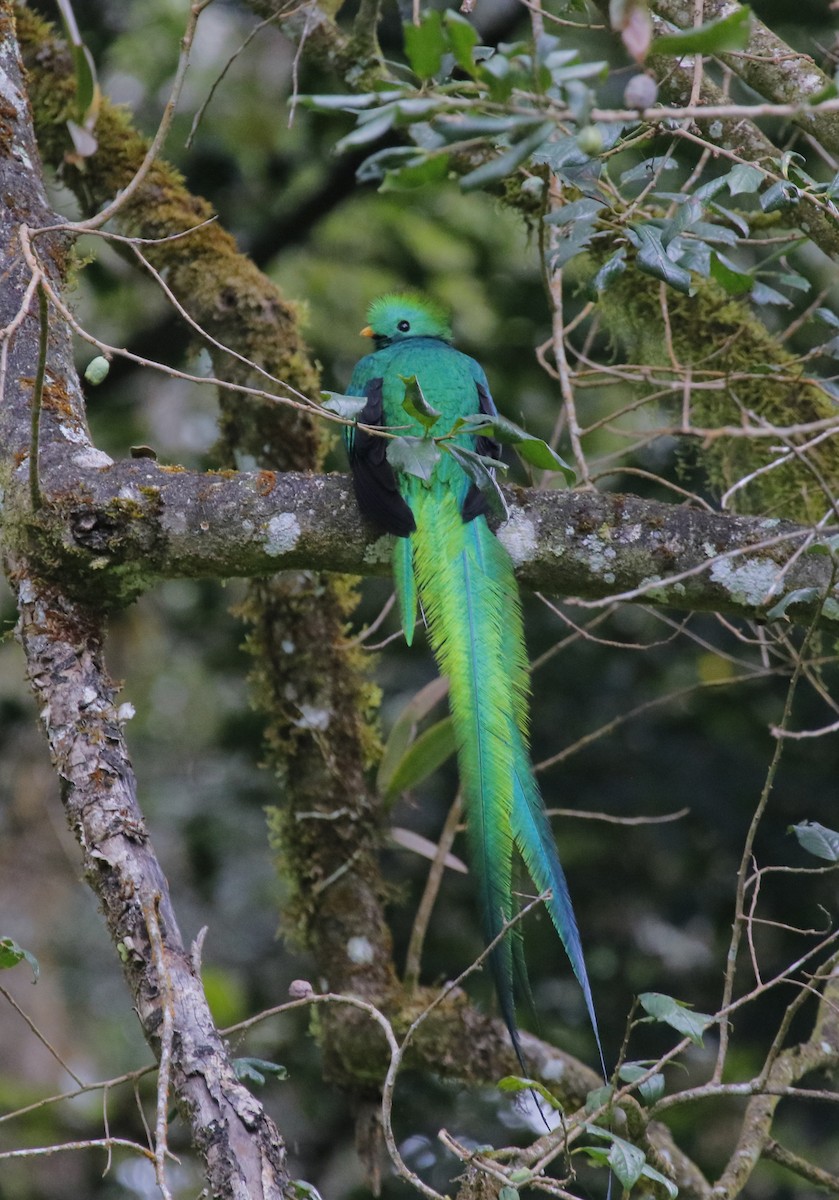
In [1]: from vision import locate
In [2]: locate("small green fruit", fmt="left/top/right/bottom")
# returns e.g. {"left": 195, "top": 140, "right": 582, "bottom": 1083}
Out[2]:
{"left": 576, "top": 125, "right": 604, "bottom": 156}
{"left": 84, "top": 355, "right": 110, "bottom": 385}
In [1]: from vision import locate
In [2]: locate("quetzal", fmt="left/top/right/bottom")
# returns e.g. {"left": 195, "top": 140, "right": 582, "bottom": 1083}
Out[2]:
{"left": 344, "top": 293, "right": 601, "bottom": 1069}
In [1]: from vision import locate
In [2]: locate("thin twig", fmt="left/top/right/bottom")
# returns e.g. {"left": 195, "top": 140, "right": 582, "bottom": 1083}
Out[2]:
{"left": 0, "top": 985, "right": 84, "bottom": 1087}
{"left": 714, "top": 606, "right": 821, "bottom": 1081}
{"left": 72, "top": 0, "right": 214, "bottom": 233}
{"left": 404, "top": 793, "right": 463, "bottom": 988}
{"left": 29, "top": 282, "right": 48, "bottom": 511}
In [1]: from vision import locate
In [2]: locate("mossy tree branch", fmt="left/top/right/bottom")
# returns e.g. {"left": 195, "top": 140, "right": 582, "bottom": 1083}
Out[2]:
{"left": 651, "top": 0, "right": 839, "bottom": 157}
{"left": 20, "top": 456, "right": 839, "bottom": 633}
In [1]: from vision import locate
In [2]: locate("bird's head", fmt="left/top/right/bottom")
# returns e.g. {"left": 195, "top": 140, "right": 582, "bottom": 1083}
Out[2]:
{"left": 361, "top": 293, "right": 452, "bottom": 348}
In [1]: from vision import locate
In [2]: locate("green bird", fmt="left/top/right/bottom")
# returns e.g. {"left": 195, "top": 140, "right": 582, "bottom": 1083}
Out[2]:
{"left": 345, "top": 293, "right": 601, "bottom": 1069}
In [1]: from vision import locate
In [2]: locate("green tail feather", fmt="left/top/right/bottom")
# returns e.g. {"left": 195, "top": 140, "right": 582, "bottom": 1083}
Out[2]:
{"left": 511, "top": 749, "right": 605, "bottom": 1074}
{"left": 395, "top": 483, "right": 602, "bottom": 1070}
{"left": 393, "top": 535, "right": 417, "bottom": 645}
{"left": 406, "top": 486, "right": 522, "bottom": 1049}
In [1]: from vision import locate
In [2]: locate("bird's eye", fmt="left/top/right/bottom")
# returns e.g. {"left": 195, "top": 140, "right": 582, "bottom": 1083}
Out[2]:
{"left": 397, "top": 319, "right": 411, "bottom": 332}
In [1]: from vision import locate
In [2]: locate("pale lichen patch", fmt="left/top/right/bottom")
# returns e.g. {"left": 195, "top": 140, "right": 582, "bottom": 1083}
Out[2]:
{"left": 72, "top": 448, "right": 114, "bottom": 469}
{"left": 363, "top": 534, "right": 394, "bottom": 565}
{"left": 265, "top": 512, "right": 301, "bottom": 556}
{"left": 294, "top": 704, "right": 331, "bottom": 731}
{"left": 497, "top": 510, "right": 539, "bottom": 565}
{"left": 59, "top": 423, "right": 89, "bottom": 446}
{"left": 710, "top": 557, "right": 781, "bottom": 607}
{"left": 347, "top": 936, "right": 375, "bottom": 965}
{"left": 579, "top": 531, "right": 617, "bottom": 576}
{"left": 637, "top": 573, "right": 670, "bottom": 601}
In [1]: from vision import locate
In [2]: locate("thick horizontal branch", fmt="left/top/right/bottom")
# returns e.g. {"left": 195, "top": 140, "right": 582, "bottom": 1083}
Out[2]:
{"left": 32, "top": 456, "right": 839, "bottom": 628}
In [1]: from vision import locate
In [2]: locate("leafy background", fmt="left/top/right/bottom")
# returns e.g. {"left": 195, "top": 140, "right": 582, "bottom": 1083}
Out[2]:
{"left": 2, "top": 0, "right": 839, "bottom": 1197}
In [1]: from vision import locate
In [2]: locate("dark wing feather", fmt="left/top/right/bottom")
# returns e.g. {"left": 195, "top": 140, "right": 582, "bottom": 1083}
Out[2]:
{"left": 348, "top": 379, "right": 416, "bottom": 537}
{"left": 461, "top": 381, "right": 502, "bottom": 523}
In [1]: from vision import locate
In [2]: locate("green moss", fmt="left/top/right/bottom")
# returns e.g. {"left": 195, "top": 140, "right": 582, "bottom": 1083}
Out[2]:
{"left": 592, "top": 264, "right": 836, "bottom": 523}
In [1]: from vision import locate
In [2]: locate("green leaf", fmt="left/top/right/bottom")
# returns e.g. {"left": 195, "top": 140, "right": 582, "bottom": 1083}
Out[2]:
{"left": 400, "top": 374, "right": 442, "bottom": 430}
{"left": 391, "top": 98, "right": 449, "bottom": 123}
{"left": 778, "top": 150, "right": 808, "bottom": 181}
{"left": 608, "top": 1135, "right": 646, "bottom": 1190}
{"left": 765, "top": 587, "right": 820, "bottom": 621}
{"left": 674, "top": 237, "right": 710, "bottom": 278}
{"left": 404, "top": 10, "right": 446, "bottom": 80}
{"left": 433, "top": 114, "right": 544, "bottom": 142}
{"left": 650, "top": 6, "right": 751, "bottom": 56}
{"left": 380, "top": 154, "right": 450, "bottom": 191}
{"left": 750, "top": 281, "right": 791, "bottom": 307}
{"left": 637, "top": 1162, "right": 679, "bottom": 1199}
{"left": 584, "top": 1127, "right": 678, "bottom": 1198}
{"left": 682, "top": 219, "right": 736, "bottom": 246}
{"left": 727, "top": 163, "right": 764, "bottom": 195}
{"left": 660, "top": 196, "right": 702, "bottom": 246}
{"left": 776, "top": 272, "right": 810, "bottom": 293}
{"left": 356, "top": 146, "right": 420, "bottom": 185}
{"left": 300, "top": 91, "right": 404, "bottom": 111}
{"left": 233, "top": 1057, "right": 288, "bottom": 1086}
{"left": 443, "top": 10, "right": 479, "bottom": 73}
{"left": 551, "top": 220, "right": 600, "bottom": 268}
{"left": 585, "top": 1083, "right": 614, "bottom": 1112}
{"left": 335, "top": 112, "right": 397, "bottom": 153}
{"left": 377, "top": 677, "right": 450, "bottom": 796}
{"left": 384, "top": 717, "right": 457, "bottom": 798}
{"left": 71, "top": 42, "right": 98, "bottom": 126}
{"left": 618, "top": 1062, "right": 665, "bottom": 1104}
{"left": 497, "top": 1075, "right": 562, "bottom": 1110}
{"left": 455, "top": 412, "right": 575, "bottom": 480}
{"left": 760, "top": 180, "right": 800, "bottom": 213}
{"left": 498, "top": 1189, "right": 519, "bottom": 1200}
{"left": 479, "top": 53, "right": 515, "bottom": 102}
{"left": 593, "top": 248, "right": 627, "bottom": 292}
{"left": 387, "top": 435, "right": 440, "bottom": 480}
{"left": 445, "top": 444, "right": 508, "bottom": 517}
{"left": 807, "top": 533, "right": 839, "bottom": 555}
{"left": 321, "top": 392, "right": 368, "bottom": 421}
{"left": 638, "top": 991, "right": 714, "bottom": 1046}
{"left": 790, "top": 820, "right": 839, "bottom": 863}
{"left": 815, "top": 307, "right": 839, "bottom": 329}
{"left": 291, "top": 1181, "right": 324, "bottom": 1200}
{"left": 55, "top": 1, "right": 100, "bottom": 126}
{"left": 515, "top": 435, "right": 574, "bottom": 478}
{"left": 628, "top": 224, "right": 693, "bottom": 294}
{"left": 544, "top": 197, "right": 605, "bottom": 226}
{"left": 710, "top": 252, "right": 753, "bottom": 295}
{"left": 620, "top": 156, "right": 678, "bottom": 185}
{"left": 0, "top": 937, "right": 39, "bottom": 982}
{"left": 460, "top": 122, "right": 553, "bottom": 191}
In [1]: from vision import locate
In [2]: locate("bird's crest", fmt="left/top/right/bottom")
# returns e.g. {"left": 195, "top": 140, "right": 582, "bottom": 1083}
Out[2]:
{"left": 364, "top": 293, "right": 452, "bottom": 344}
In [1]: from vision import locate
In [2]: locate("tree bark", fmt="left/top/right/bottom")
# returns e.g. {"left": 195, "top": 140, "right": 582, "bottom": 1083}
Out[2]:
{"left": 0, "top": 7, "right": 290, "bottom": 1195}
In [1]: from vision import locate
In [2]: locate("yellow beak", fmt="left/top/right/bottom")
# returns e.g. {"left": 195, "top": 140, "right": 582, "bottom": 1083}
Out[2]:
{"left": 360, "top": 325, "right": 374, "bottom": 338}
